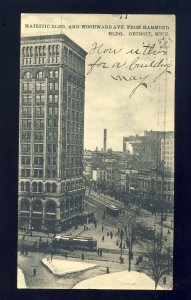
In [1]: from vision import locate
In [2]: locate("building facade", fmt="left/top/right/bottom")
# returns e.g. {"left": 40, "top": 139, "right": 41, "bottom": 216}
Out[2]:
{"left": 161, "top": 132, "right": 174, "bottom": 174}
{"left": 18, "top": 34, "right": 87, "bottom": 232}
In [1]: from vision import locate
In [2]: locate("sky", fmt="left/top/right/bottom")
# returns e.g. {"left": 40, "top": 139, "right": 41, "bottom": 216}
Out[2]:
{"left": 21, "top": 14, "right": 175, "bottom": 151}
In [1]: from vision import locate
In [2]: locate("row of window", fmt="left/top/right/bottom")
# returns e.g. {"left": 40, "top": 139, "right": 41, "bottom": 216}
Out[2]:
{"left": 22, "top": 44, "right": 85, "bottom": 72}
{"left": 22, "top": 106, "right": 53, "bottom": 117}
{"left": 22, "top": 94, "right": 83, "bottom": 106}
{"left": 22, "top": 45, "right": 60, "bottom": 57}
{"left": 21, "top": 116, "right": 59, "bottom": 129}
{"left": 64, "top": 46, "right": 85, "bottom": 74}
{"left": 21, "top": 130, "right": 58, "bottom": 141}
{"left": 23, "top": 82, "right": 59, "bottom": 92}
{"left": 68, "top": 85, "right": 84, "bottom": 99}
{"left": 22, "top": 45, "right": 60, "bottom": 65}
{"left": 22, "top": 107, "right": 58, "bottom": 117}
{"left": 20, "top": 180, "right": 83, "bottom": 193}
{"left": 21, "top": 156, "right": 58, "bottom": 167}
{"left": 23, "top": 70, "right": 59, "bottom": 80}
{"left": 21, "top": 146, "right": 83, "bottom": 158}
{"left": 20, "top": 168, "right": 82, "bottom": 178}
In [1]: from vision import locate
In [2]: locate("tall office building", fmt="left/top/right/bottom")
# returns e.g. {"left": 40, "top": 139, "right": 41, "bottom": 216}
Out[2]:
{"left": 18, "top": 34, "right": 87, "bottom": 232}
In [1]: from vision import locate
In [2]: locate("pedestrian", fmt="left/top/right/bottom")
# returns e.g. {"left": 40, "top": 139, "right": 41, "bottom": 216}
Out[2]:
{"left": 163, "top": 276, "right": 166, "bottom": 285}
{"left": 81, "top": 253, "right": 84, "bottom": 260}
{"left": 102, "top": 235, "right": 104, "bottom": 242}
{"left": 50, "top": 252, "right": 53, "bottom": 262}
{"left": 33, "top": 267, "right": 36, "bottom": 277}
{"left": 84, "top": 224, "right": 86, "bottom": 230}
{"left": 100, "top": 249, "right": 102, "bottom": 256}
{"left": 107, "top": 232, "right": 109, "bottom": 236}
{"left": 101, "top": 226, "right": 104, "bottom": 232}
{"left": 97, "top": 249, "right": 100, "bottom": 256}
{"left": 106, "top": 267, "right": 109, "bottom": 274}
{"left": 116, "top": 239, "right": 119, "bottom": 246}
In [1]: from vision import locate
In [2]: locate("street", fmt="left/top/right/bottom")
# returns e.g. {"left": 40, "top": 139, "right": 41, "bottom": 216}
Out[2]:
{"left": 18, "top": 189, "right": 173, "bottom": 289}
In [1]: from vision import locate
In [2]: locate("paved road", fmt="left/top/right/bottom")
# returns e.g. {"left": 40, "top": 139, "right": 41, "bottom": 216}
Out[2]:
{"left": 85, "top": 190, "right": 174, "bottom": 252}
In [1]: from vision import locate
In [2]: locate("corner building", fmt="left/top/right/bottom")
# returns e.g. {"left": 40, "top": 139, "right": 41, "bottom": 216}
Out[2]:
{"left": 19, "top": 34, "right": 87, "bottom": 232}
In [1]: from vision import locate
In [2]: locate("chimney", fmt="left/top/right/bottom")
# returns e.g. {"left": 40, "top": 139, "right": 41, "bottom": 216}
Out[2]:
{"left": 104, "top": 129, "right": 107, "bottom": 151}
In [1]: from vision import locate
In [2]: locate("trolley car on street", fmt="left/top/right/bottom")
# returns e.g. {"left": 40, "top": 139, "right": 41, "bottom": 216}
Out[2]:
{"left": 106, "top": 204, "right": 120, "bottom": 217}
{"left": 136, "top": 222, "right": 155, "bottom": 240}
{"left": 54, "top": 235, "right": 97, "bottom": 251}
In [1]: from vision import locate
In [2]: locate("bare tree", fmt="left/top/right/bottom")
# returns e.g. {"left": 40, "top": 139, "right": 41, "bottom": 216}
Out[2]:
{"left": 124, "top": 210, "right": 138, "bottom": 271}
{"left": 146, "top": 238, "right": 169, "bottom": 289}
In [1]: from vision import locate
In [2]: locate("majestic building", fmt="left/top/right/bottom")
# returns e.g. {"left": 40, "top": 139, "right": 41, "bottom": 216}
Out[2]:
{"left": 18, "top": 34, "right": 87, "bottom": 232}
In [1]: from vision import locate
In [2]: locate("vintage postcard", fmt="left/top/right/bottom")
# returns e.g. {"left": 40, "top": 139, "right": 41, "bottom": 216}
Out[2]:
{"left": 17, "top": 13, "right": 175, "bottom": 289}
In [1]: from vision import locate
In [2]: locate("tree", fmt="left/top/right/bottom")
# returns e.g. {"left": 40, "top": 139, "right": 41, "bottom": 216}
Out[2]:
{"left": 146, "top": 238, "right": 169, "bottom": 289}
{"left": 124, "top": 210, "right": 138, "bottom": 271}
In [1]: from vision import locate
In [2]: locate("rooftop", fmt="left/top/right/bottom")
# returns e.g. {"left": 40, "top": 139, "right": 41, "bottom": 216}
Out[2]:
{"left": 21, "top": 34, "right": 87, "bottom": 55}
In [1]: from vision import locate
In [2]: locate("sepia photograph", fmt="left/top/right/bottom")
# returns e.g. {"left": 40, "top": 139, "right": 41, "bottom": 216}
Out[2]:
{"left": 17, "top": 13, "right": 175, "bottom": 290}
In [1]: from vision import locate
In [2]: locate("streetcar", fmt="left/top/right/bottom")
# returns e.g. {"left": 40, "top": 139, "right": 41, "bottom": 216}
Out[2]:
{"left": 54, "top": 235, "right": 97, "bottom": 251}
{"left": 136, "top": 222, "right": 155, "bottom": 240}
{"left": 106, "top": 204, "right": 120, "bottom": 217}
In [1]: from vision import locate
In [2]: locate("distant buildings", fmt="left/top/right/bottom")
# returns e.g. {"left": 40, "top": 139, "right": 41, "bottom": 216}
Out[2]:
{"left": 83, "top": 130, "right": 174, "bottom": 212}
{"left": 123, "top": 130, "right": 174, "bottom": 173}
{"left": 161, "top": 132, "right": 174, "bottom": 173}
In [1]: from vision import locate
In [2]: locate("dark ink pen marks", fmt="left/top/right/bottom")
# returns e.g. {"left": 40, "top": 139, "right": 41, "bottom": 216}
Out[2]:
{"left": 153, "top": 67, "right": 171, "bottom": 82}
{"left": 111, "top": 74, "right": 149, "bottom": 98}
{"left": 87, "top": 56, "right": 109, "bottom": 75}
{"left": 89, "top": 42, "right": 122, "bottom": 55}
{"left": 128, "top": 75, "right": 149, "bottom": 98}
{"left": 111, "top": 74, "right": 146, "bottom": 82}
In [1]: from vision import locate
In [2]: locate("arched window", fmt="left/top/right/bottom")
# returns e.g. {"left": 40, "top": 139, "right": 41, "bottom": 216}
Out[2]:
{"left": 43, "top": 46, "right": 46, "bottom": 56}
{"left": 52, "top": 183, "right": 57, "bottom": 193}
{"left": 38, "top": 182, "right": 43, "bottom": 192}
{"left": 48, "top": 45, "right": 52, "bottom": 55}
{"left": 46, "top": 183, "right": 51, "bottom": 193}
{"left": 24, "top": 71, "right": 31, "bottom": 79}
{"left": 49, "top": 70, "right": 54, "bottom": 78}
{"left": 25, "top": 182, "right": 30, "bottom": 192}
{"left": 56, "top": 45, "right": 60, "bottom": 55}
{"left": 45, "top": 200, "right": 56, "bottom": 214}
{"left": 32, "top": 182, "right": 37, "bottom": 192}
{"left": 36, "top": 71, "right": 44, "bottom": 79}
{"left": 55, "top": 70, "right": 58, "bottom": 78}
{"left": 30, "top": 47, "right": 33, "bottom": 57}
{"left": 20, "top": 199, "right": 30, "bottom": 211}
{"left": 35, "top": 46, "right": 38, "bottom": 56}
{"left": 32, "top": 199, "right": 42, "bottom": 212}
{"left": 26, "top": 47, "right": 29, "bottom": 57}
{"left": 22, "top": 47, "right": 25, "bottom": 57}
{"left": 20, "top": 181, "right": 24, "bottom": 191}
